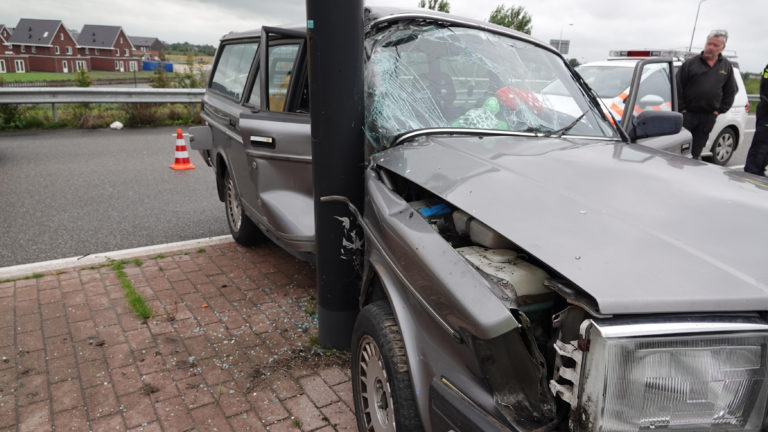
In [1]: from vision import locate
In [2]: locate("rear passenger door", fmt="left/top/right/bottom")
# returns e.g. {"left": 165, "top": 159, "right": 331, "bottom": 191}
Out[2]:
{"left": 238, "top": 27, "right": 315, "bottom": 254}
{"left": 203, "top": 38, "right": 260, "bottom": 215}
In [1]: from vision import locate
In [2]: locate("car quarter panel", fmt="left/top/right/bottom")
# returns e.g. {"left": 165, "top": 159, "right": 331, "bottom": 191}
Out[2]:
{"left": 364, "top": 169, "right": 521, "bottom": 430}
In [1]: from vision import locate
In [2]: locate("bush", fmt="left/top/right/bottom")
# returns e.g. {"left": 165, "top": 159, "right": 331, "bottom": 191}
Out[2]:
{"left": 124, "top": 104, "right": 157, "bottom": 127}
{"left": 0, "top": 104, "right": 24, "bottom": 129}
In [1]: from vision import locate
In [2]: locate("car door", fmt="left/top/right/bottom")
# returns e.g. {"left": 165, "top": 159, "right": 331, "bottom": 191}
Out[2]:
{"left": 238, "top": 27, "right": 315, "bottom": 254}
{"left": 621, "top": 58, "right": 692, "bottom": 154}
{"left": 203, "top": 38, "right": 260, "bottom": 217}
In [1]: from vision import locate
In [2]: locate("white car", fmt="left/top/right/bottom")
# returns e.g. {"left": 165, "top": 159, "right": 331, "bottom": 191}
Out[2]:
{"left": 572, "top": 59, "right": 749, "bottom": 165}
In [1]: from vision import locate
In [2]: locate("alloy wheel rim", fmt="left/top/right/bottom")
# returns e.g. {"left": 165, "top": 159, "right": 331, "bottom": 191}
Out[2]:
{"left": 226, "top": 177, "right": 242, "bottom": 231}
{"left": 357, "top": 335, "right": 395, "bottom": 432}
{"left": 715, "top": 134, "right": 734, "bottom": 162}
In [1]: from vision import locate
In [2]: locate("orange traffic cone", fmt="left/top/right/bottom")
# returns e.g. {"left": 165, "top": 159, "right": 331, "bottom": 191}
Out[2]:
{"left": 169, "top": 128, "right": 196, "bottom": 170}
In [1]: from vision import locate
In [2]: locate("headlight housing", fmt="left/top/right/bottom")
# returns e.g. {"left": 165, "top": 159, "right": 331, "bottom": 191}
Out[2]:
{"left": 571, "top": 320, "right": 768, "bottom": 431}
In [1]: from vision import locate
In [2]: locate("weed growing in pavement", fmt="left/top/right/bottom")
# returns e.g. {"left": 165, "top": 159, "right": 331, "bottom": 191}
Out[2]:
{"left": 111, "top": 260, "right": 152, "bottom": 320}
{"left": 292, "top": 417, "right": 303, "bottom": 428}
{"left": 0, "top": 272, "right": 45, "bottom": 284}
{"left": 304, "top": 297, "right": 318, "bottom": 317}
{"left": 151, "top": 254, "right": 167, "bottom": 259}
{"left": 197, "top": 248, "right": 206, "bottom": 253}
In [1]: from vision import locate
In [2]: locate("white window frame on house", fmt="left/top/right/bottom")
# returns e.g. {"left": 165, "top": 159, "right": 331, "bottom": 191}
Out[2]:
{"left": 115, "top": 60, "right": 120, "bottom": 70}
{"left": 62, "top": 60, "right": 68, "bottom": 73}
{"left": 14, "top": 59, "right": 25, "bottom": 73}
{"left": 129, "top": 61, "right": 137, "bottom": 72}
{"left": 116, "top": 49, "right": 120, "bottom": 57}
{"left": 124, "top": 48, "right": 128, "bottom": 56}
{"left": 66, "top": 46, "right": 72, "bottom": 55}
{"left": 31, "top": 46, "right": 36, "bottom": 53}
{"left": 75, "top": 60, "right": 86, "bottom": 72}
{"left": 55, "top": 45, "right": 60, "bottom": 54}
{"left": 95, "top": 49, "right": 99, "bottom": 55}
{"left": 20, "top": 45, "right": 25, "bottom": 53}
{"left": 120, "top": 37, "right": 123, "bottom": 44}
{"left": 85, "top": 47, "right": 89, "bottom": 55}
{"left": 60, "top": 33, "right": 64, "bottom": 41}
{"left": 0, "top": 60, "right": 6, "bottom": 73}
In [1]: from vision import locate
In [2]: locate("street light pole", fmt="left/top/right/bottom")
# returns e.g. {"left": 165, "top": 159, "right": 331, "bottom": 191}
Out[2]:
{"left": 688, "top": 0, "right": 708, "bottom": 53}
{"left": 558, "top": 23, "right": 573, "bottom": 54}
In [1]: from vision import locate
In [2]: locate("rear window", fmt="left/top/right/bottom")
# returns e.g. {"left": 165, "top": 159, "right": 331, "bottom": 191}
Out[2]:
{"left": 210, "top": 42, "right": 258, "bottom": 101}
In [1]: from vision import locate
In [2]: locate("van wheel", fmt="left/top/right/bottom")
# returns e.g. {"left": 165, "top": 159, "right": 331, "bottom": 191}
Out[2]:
{"left": 352, "top": 302, "right": 423, "bottom": 432}
{"left": 711, "top": 128, "right": 736, "bottom": 165}
{"left": 224, "top": 172, "right": 264, "bottom": 246}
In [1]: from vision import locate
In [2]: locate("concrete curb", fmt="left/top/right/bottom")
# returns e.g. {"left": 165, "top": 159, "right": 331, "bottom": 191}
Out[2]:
{"left": 0, "top": 235, "right": 233, "bottom": 280}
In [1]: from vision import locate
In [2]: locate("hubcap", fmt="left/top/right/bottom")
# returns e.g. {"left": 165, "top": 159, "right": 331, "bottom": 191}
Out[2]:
{"left": 715, "top": 133, "right": 734, "bottom": 162}
{"left": 357, "top": 335, "right": 395, "bottom": 432}
{"left": 225, "top": 177, "right": 242, "bottom": 232}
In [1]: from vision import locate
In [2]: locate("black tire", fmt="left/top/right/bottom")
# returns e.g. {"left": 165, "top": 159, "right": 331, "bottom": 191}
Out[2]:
{"left": 351, "top": 301, "right": 423, "bottom": 432}
{"left": 710, "top": 128, "right": 736, "bottom": 165}
{"left": 223, "top": 172, "right": 264, "bottom": 246}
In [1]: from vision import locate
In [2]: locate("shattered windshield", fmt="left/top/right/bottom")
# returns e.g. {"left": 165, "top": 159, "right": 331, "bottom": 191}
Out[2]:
{"left": 364, "top": 23, "right": 618, "bottom": 148}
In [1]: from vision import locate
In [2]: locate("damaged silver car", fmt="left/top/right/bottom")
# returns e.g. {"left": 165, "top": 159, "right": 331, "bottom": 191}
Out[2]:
{"left": 191, "top": 7, "right": 768, "bottom": 432}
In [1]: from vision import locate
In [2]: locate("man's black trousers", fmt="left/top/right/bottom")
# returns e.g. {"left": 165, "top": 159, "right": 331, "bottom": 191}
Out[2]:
{"left": 683, "top": 112, "right": 717, "bottom": 159}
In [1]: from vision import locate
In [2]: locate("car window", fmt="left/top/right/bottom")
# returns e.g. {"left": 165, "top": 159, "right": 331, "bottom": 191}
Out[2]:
{"left": 365, "top": 24, "right": 617, "bottom": 148}
{"left": 267, "top": 44, "right": 300, "bottom": 111}
{"left": 574, "top": 66, "right": 635, "bottom": 98}
{"left": 635, "top": 64, "right": 672, "bottom": 113}
{"left": 210, "top": 42, "right": 258, "bottom": 101}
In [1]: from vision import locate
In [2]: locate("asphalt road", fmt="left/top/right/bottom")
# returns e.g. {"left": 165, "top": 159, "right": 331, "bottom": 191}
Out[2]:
{"left": 0, "top": 126, "right": 229, "bottom": 267}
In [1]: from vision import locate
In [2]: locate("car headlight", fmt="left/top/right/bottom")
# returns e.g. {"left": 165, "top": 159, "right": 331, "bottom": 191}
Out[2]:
{"left": 572, "top": 320, "right": 768, "bottom": 431}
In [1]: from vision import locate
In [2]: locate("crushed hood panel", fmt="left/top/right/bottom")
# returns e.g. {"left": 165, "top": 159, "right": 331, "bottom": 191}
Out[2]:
{"left": 373, "top": 135, "right": 768, "bottom": 314}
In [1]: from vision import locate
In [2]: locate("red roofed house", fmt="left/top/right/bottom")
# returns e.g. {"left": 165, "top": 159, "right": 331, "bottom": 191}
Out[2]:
{"left": 7, "top": 18, "right": 85, "bottom": 73}
{"left": 77, "top": 24, "right": 137, "bottom": 72}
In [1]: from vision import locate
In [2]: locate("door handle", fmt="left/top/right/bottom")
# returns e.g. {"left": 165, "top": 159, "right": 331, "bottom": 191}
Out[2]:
{"left": 250, "top": 136, "right": 276, "bottom": 148}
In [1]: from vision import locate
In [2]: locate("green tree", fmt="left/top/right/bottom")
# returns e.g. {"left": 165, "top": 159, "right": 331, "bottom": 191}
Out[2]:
{"left": 418, "top": 0, "right": 450, "bottom": 13}
{"left": 150, "top": 66, "right": 171, "bottom": 88}
{"left": 74, "top": 69, "right": 91, "bottom": 87}
{"left": 488, "top": 4, "right": 532, "bottom": 34}
{"left": 176, "top": 52, "right": 203, "bottom": 88}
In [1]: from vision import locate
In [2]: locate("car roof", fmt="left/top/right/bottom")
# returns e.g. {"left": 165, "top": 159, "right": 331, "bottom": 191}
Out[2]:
{"left": 217, "top": 7, "right": 561, "bottom": 58}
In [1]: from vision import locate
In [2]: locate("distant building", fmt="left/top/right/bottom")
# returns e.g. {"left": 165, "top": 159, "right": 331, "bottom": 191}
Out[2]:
{"left": 76, "top": 24, "right": 137, "bottom": 72}
{"left": 129, "top": 36, "right": 163, "bottom": 58}
{"left": 6, "top": 18, "right": 82, "bottom": 73}
{"left": 0, "top": 24, "right": 12, "bottom": 45}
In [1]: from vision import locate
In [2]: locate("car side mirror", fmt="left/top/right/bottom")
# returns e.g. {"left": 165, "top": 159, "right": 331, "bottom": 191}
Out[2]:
{"left": 630, "top": 111, "right": 683, "bottom": 140}
{"left": 638, "top": 94, "right": 665, "bottom": 109}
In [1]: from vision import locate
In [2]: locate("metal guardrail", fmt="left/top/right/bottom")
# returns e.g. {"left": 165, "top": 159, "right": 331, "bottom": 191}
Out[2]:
{"left": 0, "top": 87, "right": 204, "bottom": 121}
{"left": 0, "top": 87, "right": 204, "bottom": 104}
{"left": 749, "top": 94, "right": 759, "bottom": 104}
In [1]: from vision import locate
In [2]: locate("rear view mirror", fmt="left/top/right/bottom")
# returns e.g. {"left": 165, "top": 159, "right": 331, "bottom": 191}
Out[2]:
{"left": 630, "top": 111, "right": 683, "bottom": 140}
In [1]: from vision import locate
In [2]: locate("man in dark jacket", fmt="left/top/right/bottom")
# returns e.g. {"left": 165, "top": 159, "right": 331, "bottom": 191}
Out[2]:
{"left": 744, "top": 64, "right": 768, "bottom": 176}
{"left": 677, "top": 30, "right": 737, "bottom": 159}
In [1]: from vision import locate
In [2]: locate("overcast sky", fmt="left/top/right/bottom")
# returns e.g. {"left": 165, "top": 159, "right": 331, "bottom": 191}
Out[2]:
{"left": 1, "top": 0, "right": 765, "bottom": 73}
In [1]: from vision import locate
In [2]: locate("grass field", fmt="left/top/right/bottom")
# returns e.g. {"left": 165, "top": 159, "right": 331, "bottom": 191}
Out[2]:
{"left": 166, "top": 54, "right": 214, "bottom": 65}
{"left": 0, "top": 71, "right": 161, "bottom": 82}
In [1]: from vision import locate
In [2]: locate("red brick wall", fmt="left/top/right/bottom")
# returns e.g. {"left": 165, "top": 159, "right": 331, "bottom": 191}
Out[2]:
{"left": 89, "top": 56, "right": 138, "bottom": 71}
{"left": 51, "top": 25, "right": 77, "bottom": 57}
{"left": 113, "top": 30, "right": 134, "bottom": 59}
{"left": 0, "top": 55, "right": 29, "bottom": 73}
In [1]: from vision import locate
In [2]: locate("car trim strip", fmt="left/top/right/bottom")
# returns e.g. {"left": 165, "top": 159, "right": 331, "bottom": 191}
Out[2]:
{"left": 201, "top": 112, "right": 243, "bottom": 144}
{"left": 320, "top": 195, "right": 464, "bottom": 343}
{"left": 392, "top": 128, "right": 619, "bottom": 147}
{"left": 244, "top": 149, "right": 312, "bottom": 163}
{"left": 589, "top": 317, "right": 768, "bottom": 338}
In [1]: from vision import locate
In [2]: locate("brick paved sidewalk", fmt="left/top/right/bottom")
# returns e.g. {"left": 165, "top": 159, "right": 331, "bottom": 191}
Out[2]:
{"left": 0, "top": 241, "right": 357, "bottom": 431}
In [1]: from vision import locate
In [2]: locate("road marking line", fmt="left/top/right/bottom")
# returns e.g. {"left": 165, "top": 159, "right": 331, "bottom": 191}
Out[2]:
{"left": 746, "top": 129, "right": 756, "bottom": 133}
{"left": 730, "top": 164, "right": 745, "bottom": 169}
{"left": 0, "top": 235, "right": 233, "bottom": 280}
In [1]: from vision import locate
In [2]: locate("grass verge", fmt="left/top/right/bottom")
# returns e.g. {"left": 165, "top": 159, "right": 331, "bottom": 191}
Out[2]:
{"left": 111, "top": 259, "right": 152, "bottom": 320}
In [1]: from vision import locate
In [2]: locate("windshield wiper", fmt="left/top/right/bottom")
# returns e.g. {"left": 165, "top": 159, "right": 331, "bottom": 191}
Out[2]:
{"left": 545, "top": 110, "right": 588, "bottom": 138}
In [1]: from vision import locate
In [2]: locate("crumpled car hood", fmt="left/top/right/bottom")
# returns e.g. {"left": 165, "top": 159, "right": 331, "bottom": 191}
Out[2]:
{"left": 373, "top": 134, "right": 768, "bottom": 314}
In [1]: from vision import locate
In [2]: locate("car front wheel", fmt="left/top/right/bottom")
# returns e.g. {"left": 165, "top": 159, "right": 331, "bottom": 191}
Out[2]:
{"left": 710, "top": 128, "right": 736, "bottom": 165}
{"left": 224, "top": 172, "right": 264, "bottom": 246}
{"left": 352, "top": 302, "right": 423, "bottom": 432}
